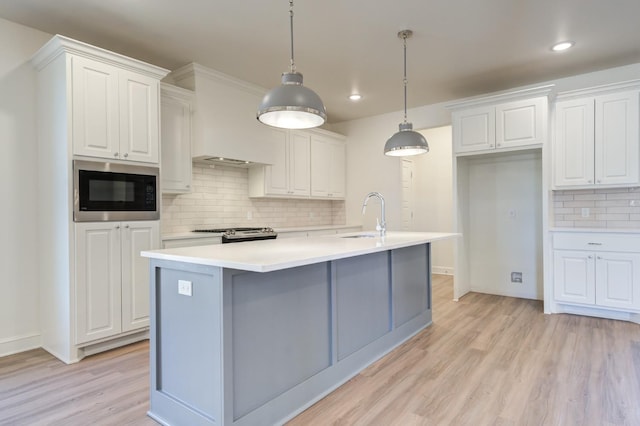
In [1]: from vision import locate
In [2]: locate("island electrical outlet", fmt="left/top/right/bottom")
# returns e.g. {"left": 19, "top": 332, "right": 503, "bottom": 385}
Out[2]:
{"left": 178, "top": 280, "right": 192, "bottom": 296}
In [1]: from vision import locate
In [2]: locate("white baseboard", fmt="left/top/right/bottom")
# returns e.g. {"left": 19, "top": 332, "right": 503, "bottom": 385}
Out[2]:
{"left": 0, "top": 333, "right": 41, "bottom": 358}
{"left": 432, "top": 266, "right": 454, "bottom": 275}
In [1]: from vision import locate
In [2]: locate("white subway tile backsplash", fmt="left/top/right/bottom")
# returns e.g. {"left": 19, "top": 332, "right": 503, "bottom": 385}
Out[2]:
{"left": 552, "top": 187, "right": 640, "bottom": 229}
{"left": 161, "top": 163, "right": 345, "bottom": 234}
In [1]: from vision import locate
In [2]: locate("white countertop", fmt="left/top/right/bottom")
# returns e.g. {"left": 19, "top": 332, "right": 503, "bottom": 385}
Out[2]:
{"left": 143, "top": 231, "right": 459, "bottom": 273}
{"left": 550, "top": 227, "right": 640, "bottom": 234}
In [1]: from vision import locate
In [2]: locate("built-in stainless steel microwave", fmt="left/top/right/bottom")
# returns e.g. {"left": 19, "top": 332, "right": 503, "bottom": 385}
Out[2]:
{"left": 73, "top": 160, "right": 159, "bottom": 222}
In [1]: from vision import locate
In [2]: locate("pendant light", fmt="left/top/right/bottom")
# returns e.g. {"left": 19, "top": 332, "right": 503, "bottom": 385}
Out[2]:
{"left": 384, "top": 30, "right": 429, "bottom": 156}
{"left": 257, "top": 0, "right": 327, "bottom": 129}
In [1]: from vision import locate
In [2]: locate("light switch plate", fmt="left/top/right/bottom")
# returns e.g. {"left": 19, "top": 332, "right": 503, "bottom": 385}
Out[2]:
{"left": 178, "top": 280, "right": 192, "bottom": 296}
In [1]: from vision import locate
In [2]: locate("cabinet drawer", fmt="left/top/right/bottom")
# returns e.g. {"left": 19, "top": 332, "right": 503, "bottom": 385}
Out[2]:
{"left": 553, "top": 232, "right": 640, "bottom": 252}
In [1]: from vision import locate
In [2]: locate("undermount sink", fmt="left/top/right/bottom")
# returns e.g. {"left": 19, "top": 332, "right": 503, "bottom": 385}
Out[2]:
{"left": 341, "top": 233, "right": 377, "bottom": 239}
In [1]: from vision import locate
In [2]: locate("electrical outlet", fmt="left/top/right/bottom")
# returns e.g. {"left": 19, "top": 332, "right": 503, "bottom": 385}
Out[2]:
{"left": 247, "top": 210, "right": 253, "bottom": 220}
{"left": 631, "top": 200, "right": 639, "bottom": 207}
{"left": 178, "top": 280, "right": 192, "bottom": 296}
{"left": 581, "top": 207, "right": 590, "bottom": 218}
{"left": 511, "top": 272, "right": 523, "bottom": 283}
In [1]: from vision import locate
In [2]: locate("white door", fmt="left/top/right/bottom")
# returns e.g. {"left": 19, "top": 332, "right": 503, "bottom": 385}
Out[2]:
{"left": 553, "top": 250, "right": 595, "bottom": 305}
{"left": 121, "top": 221, "right": 159, "bottom": 332}
{"left": 71, "top": 55, "right": 120, "bottom": 159}
{"left": 595, "top": 252, "right": 640, "bottom": 310}
{"left": 289, "top": 131, "right": 311, "bottom": 196}
{"left": 75, "top": 222, "right": 122, "bottom": 344}
{"left": 595, "top": 90, "right": 639, "bottom": 186}
{"left": 496, "top": 97, "right": 546, "bottom": 149}
{"left": 554, "top": 98, "right": 595, "bottom": 187}
{"left": 452, "top": 106, "right": 495, "bottom": 153}
{"left": 119, "top": 70, "right": 160, "bottom": 163}
{"left": 401, "top": 159, "right": 414, "bottom": 231}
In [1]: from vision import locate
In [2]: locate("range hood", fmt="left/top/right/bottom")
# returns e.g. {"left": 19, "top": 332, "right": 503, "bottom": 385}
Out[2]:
{"left": 169, "top": 63, "right": 277, "bottom": 166}
{"left": 194, "top": 156, "right": 255, "bottom": 168}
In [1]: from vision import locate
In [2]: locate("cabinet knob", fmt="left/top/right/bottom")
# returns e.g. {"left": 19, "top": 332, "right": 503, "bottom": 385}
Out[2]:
{"left": 597, "top": 256, "right": 602, "bottom": 260}
{"left": 588, "top": 255, "right": 593, "bottom": 259}
{"left": 496, "top": 143, "right": 501, "bottom": 147}
{"left": 114, "top": 152, "right": 119, "bottom": 157}
{"left": 186, "top": 184, "right": 190, "bottom": 188}
{"left": 115, "top": 225, "right": 120, "bottom": 229}
{"left": 596, "top": 179, "right": 601, "bottom": 183}
{"left": 125, "top": 225, "right": 130, "bottom": 229}
{"left": 123, "top": 153, "right": 129, "bottom": 158}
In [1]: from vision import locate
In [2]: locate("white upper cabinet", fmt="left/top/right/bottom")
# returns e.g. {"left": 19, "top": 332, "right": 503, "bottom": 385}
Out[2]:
{"left": 452, "top": 91, "right": 549, "bottom": 155}
{"left": 32, "top": 35, "right": 167, "bottom": 165}
{"left": 71, "top": 57, "right": 161, "bottom": 163}
{"left": 249, "top": 129, "right": 310, "bottom": 197}
{"left": 161, "top": 84, "right": 194, "bottom": 193}
{"left": 310, "top": 132, "right": 346, "bottom": 199}
{"left": 554, "top": 87, "right": 639, "bottom": 188}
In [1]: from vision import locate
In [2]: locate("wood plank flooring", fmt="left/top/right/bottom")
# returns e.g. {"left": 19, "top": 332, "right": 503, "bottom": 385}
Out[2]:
{"left": 1, "top": 275, "right": 639, "bottom": 425}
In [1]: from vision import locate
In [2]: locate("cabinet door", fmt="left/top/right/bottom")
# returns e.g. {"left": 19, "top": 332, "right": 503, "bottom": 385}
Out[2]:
{"left": 119, "top": 71, "right": 160, "bottom": 163}
{"left": 554, "top": 98, "right": 595, "bottom": 187}
{"left": 264, "top": 128, "right": 289, "bottom": 196}
{"left": 288, "top": 131, "right": 311, "bottom": 196}
{"left": 595, "top": 252, "right": 640, "bottom": 310}
{"left": 121, "top": 221, "right": 160, "bottom": 332}
{"left": 595, "top": 91, "right": 640, "bottom": 186}
{"left": 75, "top": 222, "right": 122, "bottom": 344}
{"left": 452, "top": 106, "right": 495, "bottom": 153}
{"left": 496, "top": 97, "right": 546, "bottom": 149}
{"left": 553, "top": 250, "right": 595, "bottom": 305}
{"left": 328, "top": 141, "right": 346, "bottom": 198}
{"left": 71, "top": 56, "right": 120, "bottom": 159}
{"left": 161, "top": 90, "right": 193, "bottom": 192}
{"left": 310, "top": 135, "right": 331, "bottom": 197}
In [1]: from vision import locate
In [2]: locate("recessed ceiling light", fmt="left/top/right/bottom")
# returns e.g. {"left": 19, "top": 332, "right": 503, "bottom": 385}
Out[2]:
{"left": 551, "top": 41, "right": 574, "bottom": 52}
{"left": 349, "top": 94, "right": 362, "bottom": 101}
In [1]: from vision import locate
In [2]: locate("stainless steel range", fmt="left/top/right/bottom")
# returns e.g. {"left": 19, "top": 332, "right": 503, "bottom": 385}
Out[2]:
{"left": 193, "top": 227, "right": 277, "bottom": 243}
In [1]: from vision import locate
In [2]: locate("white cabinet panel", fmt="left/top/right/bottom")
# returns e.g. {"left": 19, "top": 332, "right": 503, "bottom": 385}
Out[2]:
{"left": 552, "top": 232, "right": 640, "bottom": 315}
{"left": 453, "top": 95, "right": 547, "bottom": 155}
{"left": 71, "top": 56, "right": 120, "bottom": 159}
{"left": 75, "top": 222, "right": 122, "bottom": 344}
{"left": 120, "top": 71, "right": 159, "bottom": 163}
{"left": 554, "top": 89, "right": 639, "bottom": 188}
{"left": 595, "top": 91, "right": 639, "bottom": 185}
{"left": 289, "top": 131, "right": 311, "bottom": 196}
{"left": 595, "top": 253, "right": 640, "bottom": 310}
{"left": 161, "top": 84, "right": 194, "bottom": 193}
{"left": 121, "top": 221, "right": 159, "bottom": 332}
{"left": 496, "top": 97, "right": 546, "bottom": 149}
{"left": 553, "top": 250, "right": 595, "bottom": 305}
{"left": 310, "top": 133, "right": 346, "bottom": 199}
{"left": 75, "top": 220, "right": 159, "bottom": 344}
{"left": 554, "top": 98, "right": 595, "bottom": 186}
{"left": 453, "top": 106, "right": 495, "bottom": 153}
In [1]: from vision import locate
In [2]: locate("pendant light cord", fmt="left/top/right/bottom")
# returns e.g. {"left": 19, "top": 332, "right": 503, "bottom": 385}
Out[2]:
{"left": 289, "top": 0, "right": 296, "bottom": 73}
{"left": 402, "top": 32, "right": 408, "bottom": 123}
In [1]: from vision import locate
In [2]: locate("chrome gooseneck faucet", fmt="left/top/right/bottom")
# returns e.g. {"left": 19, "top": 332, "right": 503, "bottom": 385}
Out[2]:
{"left": 362, "top": 192, "right": 386, "bottom": 237}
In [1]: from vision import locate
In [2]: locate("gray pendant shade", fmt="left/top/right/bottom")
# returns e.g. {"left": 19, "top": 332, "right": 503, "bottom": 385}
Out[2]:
{"left": 384, "top": 122, "right": 429, "bottom": 156}
{"left": 384, "top": 29, "right": 428, "bottom": 157}
{"left": 257, "top": 72, "right": 327, "bottom": 129}
{"left": 257, "top": 0, "right": 326, "bottom": 130}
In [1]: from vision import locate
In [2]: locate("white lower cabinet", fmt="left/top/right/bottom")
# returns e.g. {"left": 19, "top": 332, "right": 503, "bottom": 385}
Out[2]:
{"left": 75, "top": 221, "right": 159, "bottom": 344}
{"left": 553, "top": 232, "right": 640, "bottom": 313}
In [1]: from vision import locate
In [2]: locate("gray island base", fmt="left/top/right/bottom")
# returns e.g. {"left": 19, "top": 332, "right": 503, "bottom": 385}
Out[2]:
{"left": 142, "top": 232, "right": 456, "bottom": 425}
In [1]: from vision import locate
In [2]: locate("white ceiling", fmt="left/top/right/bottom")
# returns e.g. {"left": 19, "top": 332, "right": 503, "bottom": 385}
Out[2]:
{"left": 2, "top": 0, "right": 640, "bottom": 123}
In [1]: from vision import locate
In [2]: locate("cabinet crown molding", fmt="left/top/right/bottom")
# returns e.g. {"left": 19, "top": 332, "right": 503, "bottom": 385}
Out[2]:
{"left": 170, "top": 62, "right": 267, "bottom": 97}
{"left": 556, "top": 79, "right": 640, "bottom": 101}
{"left": 31, "top": 34, "right": 169, "bottom": 79}
{"left": 446, "top": 84, "right": 555, "bottom": 110}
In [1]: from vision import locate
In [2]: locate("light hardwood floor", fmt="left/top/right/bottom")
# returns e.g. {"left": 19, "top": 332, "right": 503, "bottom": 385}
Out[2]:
{"left": 1, "top": 275, "right": 639, "bottom": 425}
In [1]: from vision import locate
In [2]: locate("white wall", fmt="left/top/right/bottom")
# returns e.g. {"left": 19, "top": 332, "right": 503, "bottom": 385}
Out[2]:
{"left": 413, "top": 126, "right": 454, "bottom": 274}
{"left": 331, "top": 103, "right": 451, "bottom": 232}
{"left": 0, "top": 18, "right": 51, "bottom": 356}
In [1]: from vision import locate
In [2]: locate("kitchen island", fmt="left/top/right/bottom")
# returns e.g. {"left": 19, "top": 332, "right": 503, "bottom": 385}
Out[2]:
{"left": 141, "top": 231, "right": 456, "bottom": 426}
